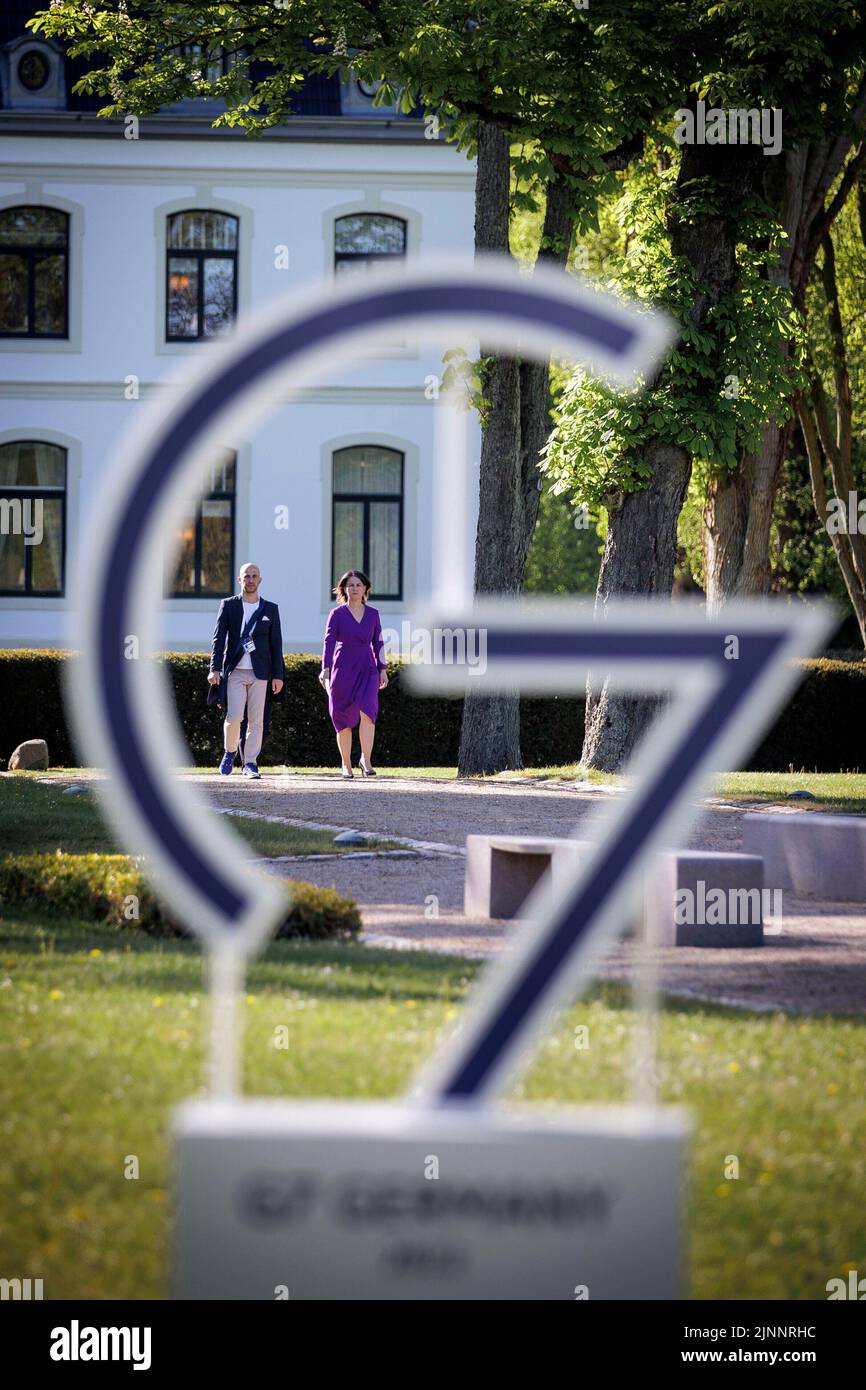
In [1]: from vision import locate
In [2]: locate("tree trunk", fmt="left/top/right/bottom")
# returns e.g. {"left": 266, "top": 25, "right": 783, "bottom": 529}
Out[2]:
{"left": 795, "top": 228, "right": 866, "bottom": 647}
{"left": 704, "top": 419, "right": 792, "bottom": 609}
{"left": 582, "top": 140, "right": 757, "bottom": 770}
{"left": 581, "top": 443, "right": 692, "bottom": 770}
{"left": 704, "top": 109, "right": 866, "bottom": 606}
{"left": 702, "top": 145, "right": 807, "bottom": 607}
{"left": 457, "top": 124, "right": 522, "bottom": 775}
{"left": 799, "top": 398, "right": 866, "bottom": 645}
{"left": 703, "top": 468, "right": 749, "bottom": 614}
{"left": 738, "top": 421, "right": 793, "bottom": 593}
{"left": 707, "top": 143, "right": 812, "bottom": 603}
{"left": 457, "top": 129, "right": 573, "bottom": 774}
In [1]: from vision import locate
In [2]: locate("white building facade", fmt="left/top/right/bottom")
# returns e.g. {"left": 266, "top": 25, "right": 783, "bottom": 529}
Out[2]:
{"left": 0, "top": 16, "right": 479, "bottom": 655}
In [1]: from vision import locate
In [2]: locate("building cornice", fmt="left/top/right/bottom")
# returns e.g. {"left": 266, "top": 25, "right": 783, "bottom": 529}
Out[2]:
{"left": 0, "top": 111, "right": 438, "bottom": 144}
{"left": 0, "top": 158, "right": 474, "bottom": 189}
{"left": 0, "top": 381, "right": 436, "bottom": 405}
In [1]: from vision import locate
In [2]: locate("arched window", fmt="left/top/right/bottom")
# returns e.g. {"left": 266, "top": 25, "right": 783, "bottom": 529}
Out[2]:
{"left": 166, "top": 450, "right": 236, "bottom": 597}
{"left": 0, "top": 440, "right": 66, "bottom": 594}
{"left": 6, "top": 39, "right": 65, "bottom": 111}
{"left": 332, "top": 445, "right": 403, "bottom": 599}
{"left": 0, "top": 207, "right": 69, "bottom": 338}
{"left": 166, "top": 211, "right": 238, "bottom": 341}
{"left": 334, "top": 213, "right": 406, "bottom": 279}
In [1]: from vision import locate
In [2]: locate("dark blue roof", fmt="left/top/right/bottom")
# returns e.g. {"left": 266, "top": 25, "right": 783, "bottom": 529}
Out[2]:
{"left": 0, "top": 0, "right": 39, "bottom": 46}
{"left": 292, "top": 71, "right": 341, "bottom": 118}
{"left": 2, "top": 3, "right": 343, "bottom": 116}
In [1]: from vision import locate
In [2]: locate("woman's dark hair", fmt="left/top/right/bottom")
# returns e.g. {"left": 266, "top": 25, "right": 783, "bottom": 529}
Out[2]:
{"left": 333, "top": 569, "right": 371, "bottom": 604}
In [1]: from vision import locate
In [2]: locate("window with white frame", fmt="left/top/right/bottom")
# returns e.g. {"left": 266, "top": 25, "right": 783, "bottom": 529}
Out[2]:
{"left": 333, "top": 213, "right": 406, "bottom": 279}
{"left": 0, "top": 440, "right": 66, "bottom": 595}
{"left": 0, "top": 207, "right": 69, "bottom": 338}
{"left": 332, "top": 445, "right": 403, "bottom": 599}
{"left": 166, "top": 211, "right": 238, "bottom": 341}
{"left": 165, "top": 451, "right": 236, "bottom": 597}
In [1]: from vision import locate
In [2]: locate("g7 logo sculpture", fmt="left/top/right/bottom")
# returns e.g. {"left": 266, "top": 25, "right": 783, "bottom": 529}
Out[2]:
{"left": 70, "top": 259, "right": 830, "bottom": 1299}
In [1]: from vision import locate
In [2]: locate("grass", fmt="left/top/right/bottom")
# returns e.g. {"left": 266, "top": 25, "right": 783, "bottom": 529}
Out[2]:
{"left": 0, "top": 912, "right": 863, "bottom": 1300}
{"left": 496, "top": 763, "right": 619, "bottom": 784}
{"left": 3, "top": 766, "right": 864, "bottom": 1297}
{"left": 0, "top": 778, "right": 399, "bottom": 858}
{"left": 497, "top": 766, "right": 866, "bottom": 813}
{"left": 719, "top": 771, "right": 866, "bottom": 815}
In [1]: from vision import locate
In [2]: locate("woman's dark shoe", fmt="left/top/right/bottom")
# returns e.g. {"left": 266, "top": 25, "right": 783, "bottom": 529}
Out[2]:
{"left": 358, "top": 761, "right": 377, "bottom": 777}
{"left": 341, "top": 766, "right": 354, "bottom": 779}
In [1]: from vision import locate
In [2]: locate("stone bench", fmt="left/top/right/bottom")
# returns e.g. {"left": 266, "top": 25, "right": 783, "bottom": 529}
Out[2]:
{"left": 742, "top": 811, "right": 866, "bottom": 901}
{"left": 648, "top": 850, "right": 765, "bottom": 947}
{"left": 465, "top": 835, "right": 765, "bottom": 946}
{"left": 464, "top": 835, "right": 589, "bottom": 919}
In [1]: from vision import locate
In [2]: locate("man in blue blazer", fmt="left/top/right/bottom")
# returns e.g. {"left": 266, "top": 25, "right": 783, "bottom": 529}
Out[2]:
{"left": 207, "top": 562, "right": 284, "bottom": 778}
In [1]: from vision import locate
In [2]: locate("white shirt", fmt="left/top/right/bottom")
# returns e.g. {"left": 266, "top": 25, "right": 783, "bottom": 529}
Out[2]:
{"left": 237, "top": 599, "right": 260, "bottom": 670}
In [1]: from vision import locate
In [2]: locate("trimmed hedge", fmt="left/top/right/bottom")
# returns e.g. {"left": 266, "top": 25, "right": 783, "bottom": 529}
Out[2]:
{"left": 0, "top": 649, "right": 864, "bottom": 772}
{"left": 0, "top": 850, "right": 361, "bottom": 941}
{"left": 746, "top": 657, "right": 866, "bottom": 773}
{"left": 163, "top": 651, "right": 585, "bottom": 768}
{"left": 0, "top": 650, "right": 80, "bottom": 767}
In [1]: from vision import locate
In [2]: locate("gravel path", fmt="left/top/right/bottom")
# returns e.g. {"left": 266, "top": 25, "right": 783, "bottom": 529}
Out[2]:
{"left": 187, "top": 771, "right": 745, "bottom": 851}
{"left": 187, "top": 773, "right": 866, "bottom": 1015}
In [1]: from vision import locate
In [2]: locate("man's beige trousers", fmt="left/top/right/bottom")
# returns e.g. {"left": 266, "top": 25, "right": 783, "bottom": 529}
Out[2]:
{"left": 224, "top": 669, "right": 267, "bottom": 764}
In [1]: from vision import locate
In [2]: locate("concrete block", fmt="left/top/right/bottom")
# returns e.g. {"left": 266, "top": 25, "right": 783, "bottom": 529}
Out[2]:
{"left": 464, "top": 836, "right": 768, "bottom": 947}
{"left": 464, "top": 835, "right": 583, "bottom": 918}
{"left": 650, "top": 851, "right": 764, "bottom": 947}
{"left": 465, "top": 835, "right": 636, "bottom": 936}
{"left": 742, "top": 811, "right": 866, "bottom": 902}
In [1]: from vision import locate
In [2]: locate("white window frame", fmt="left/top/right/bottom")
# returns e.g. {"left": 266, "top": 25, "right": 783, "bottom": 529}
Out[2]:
{"left": 0, "top": 190, "right": 83, "bottom": 354}
{"left": 153, "top": 192, "right": 253, "bottom": 355}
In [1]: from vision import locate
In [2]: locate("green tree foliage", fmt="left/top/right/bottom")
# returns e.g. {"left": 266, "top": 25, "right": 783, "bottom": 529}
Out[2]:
{"left": 540, "top": 0, "right": 866, "bottom": 625}
{"left": 543, "top": 153, "right": 805, "bottom": 508}
{"left": 793, "top": 179, "right": 866, "bottom": 644}
{"left": 524, "top": 486, "right": 603, "bottom": 595}
{"left": 34, "top": 0, "right": 866, "bottom": 633}
{"left": 804, "top": 183, "right": 866, "bottom": 444}
{"left": 32, "top": 1, "right": 687, "bottom": 190}
{"left": 668, "top": 432, "right": 861, "bottom": 621}
{"left": 774, "top": 436, "right": 855, "bottom": 603}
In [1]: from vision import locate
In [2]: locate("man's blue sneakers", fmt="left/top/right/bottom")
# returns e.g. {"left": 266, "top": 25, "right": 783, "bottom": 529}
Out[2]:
{"left": 242, "top": 762, "right": 262, "bottom": 779}
{"left": 219, "top": 751, "right": 235, "bottom": 775}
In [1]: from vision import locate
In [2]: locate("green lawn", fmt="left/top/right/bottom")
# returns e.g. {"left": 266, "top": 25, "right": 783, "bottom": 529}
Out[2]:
{"left": 496, "top": 763, "right": 621, "bottom": 784}
{"left": 498, "top": 766, "right": 866, "bottom": 813}
{"left": 720, "top": 771, "right": 866, "bottom": 815}
{"left": 0, "top": 777, "right": 398, "bottom": 857}
{"left": 0, "top": 913, "right": 863, "bottom": 1300}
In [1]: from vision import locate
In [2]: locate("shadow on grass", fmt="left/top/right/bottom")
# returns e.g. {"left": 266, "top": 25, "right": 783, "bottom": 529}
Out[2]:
{"left": 9, "top": 910, "right": 861, "bottom": 1023}
{"left": 729, "top": 793, "right": 866, "bottom": 815}
{"left": 0, "top": 914, "right": 478, "bottom": 1004}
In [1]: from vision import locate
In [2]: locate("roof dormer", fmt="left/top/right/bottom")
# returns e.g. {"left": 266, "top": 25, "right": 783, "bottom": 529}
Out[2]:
{"left": 1, "top": 34, "right": 65, "bottom": 111}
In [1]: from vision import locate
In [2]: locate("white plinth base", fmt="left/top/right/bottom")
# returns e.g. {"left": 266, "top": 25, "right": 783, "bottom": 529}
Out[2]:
{"left": 173, "top": 1099, "right": 689, "bottom": 1300}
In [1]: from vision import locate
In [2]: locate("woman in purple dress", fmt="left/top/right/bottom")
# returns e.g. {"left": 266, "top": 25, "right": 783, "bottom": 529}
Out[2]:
{"left": 318, "top": 569, "right": 388, "bottom": 778}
